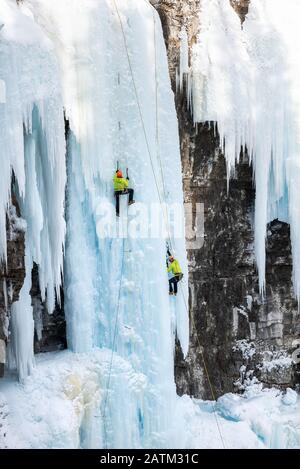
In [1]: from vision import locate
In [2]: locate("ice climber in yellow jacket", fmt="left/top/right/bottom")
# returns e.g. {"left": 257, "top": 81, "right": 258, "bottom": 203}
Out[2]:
{"left": 167, "top": 255, "right": 183, "bottom": 296}
{"left": 113, "top": 169, "right": 135, "bottom": 217}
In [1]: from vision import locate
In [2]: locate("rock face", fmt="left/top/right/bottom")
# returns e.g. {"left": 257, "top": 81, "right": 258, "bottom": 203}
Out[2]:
{"left": 152, "top": 0, "right": 300, "bottom": 398}
{"left": 0, "top": 200, "right": 26, "bottom": 377}
{"left": 31, "top": 264, "right": 66, "bottom": 355}
{"left": 0, "top": 199, "right": 66, "bottom": 379}
{"left": 230, "top": 0, "right": 251, "bottom": 21}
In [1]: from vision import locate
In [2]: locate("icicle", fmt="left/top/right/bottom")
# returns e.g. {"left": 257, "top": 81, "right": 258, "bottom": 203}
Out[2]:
{"left": 178, "top": 26, "right": 189, "bottom": 93}
{"left": 0, "top": 79, "right": 5, "bottom": 103}
{"left": 8, "top": 237, "right": 35, "bottom": 382}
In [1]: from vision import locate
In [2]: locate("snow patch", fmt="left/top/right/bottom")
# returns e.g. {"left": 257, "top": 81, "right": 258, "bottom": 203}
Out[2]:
{"left": 233, "top": 339, "right": 256, "bottom": 360}
{"left": 282, "top": 388, "right": 298, "bottom": 406}
{"left": 259, "top": 353, "right": 293, "bottom": 373}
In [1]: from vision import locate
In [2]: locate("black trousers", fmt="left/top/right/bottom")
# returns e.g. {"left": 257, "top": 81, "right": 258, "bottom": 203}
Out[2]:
{"left": 115, "top": 189, "right": 134, "bottom": 216}
{"left": 169, "top": 276, "right": 179, "bottom": 294}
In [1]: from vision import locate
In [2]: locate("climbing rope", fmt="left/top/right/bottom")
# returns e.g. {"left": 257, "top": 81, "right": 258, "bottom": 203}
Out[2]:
{"left": 112, "top": 0, "right": 174, "bottom": 250}
{"left": 102, "top": 72, "right": 130, "bottom": 448}
{"left": 111, "top": 0, "right": 226, "bottom": 449}
{"left": 102, "top": 209, "right": 129, "bottom": 448}
{"left": 179, "top": 284, "right": 226, "bottom": 449}
{"left": 151, "top": 6, "right": 226, "bottom": 448}
{"left": 153, "top": 9, "right": 169, "bottom": 215}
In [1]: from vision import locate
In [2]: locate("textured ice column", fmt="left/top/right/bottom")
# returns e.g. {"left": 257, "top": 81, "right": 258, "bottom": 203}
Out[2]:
{"left": 64, "top": 132, "right": 100, "bottom": 352}
{"left": 177, "top": 26, "right": 189, "bottom": 92}
{"left": 244, "top": 0, "right": 290, "bottom": 294}
{"left": 8, "top": 238, "right": 35, "bottom": 382}
{"left": 191, "top": 0, "right": 252, "bottom": 174}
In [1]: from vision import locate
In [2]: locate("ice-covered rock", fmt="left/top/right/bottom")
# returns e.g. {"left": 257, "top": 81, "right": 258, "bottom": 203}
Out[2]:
{"left": 282, "top": 388, "right": 298, "bottom": 406}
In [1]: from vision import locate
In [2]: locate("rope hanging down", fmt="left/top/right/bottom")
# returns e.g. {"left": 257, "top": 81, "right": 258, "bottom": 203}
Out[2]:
{"left": 102, "top": 78, "right": 130, "bottom": 447}
{"left": 150, "top": 7, "right": 226, "bottom": 449}
{"left": 112, "top": 0, "right": 174, "bottom": 251}
{"left": 112, "top": 0, "right": 226, "bottom": 449}
{"left": 153, "top": 9, "right": 170, "bottom": 223}
{"left": 102, "top": 220, "right": 127, "bottom": 448}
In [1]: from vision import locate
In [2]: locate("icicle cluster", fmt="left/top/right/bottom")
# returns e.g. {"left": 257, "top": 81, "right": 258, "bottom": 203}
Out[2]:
{"left": 189, "top": 0, "right": 300, "bottom": 298}
{"left": 0, "top": 0, "right": 66, "bottom": 379}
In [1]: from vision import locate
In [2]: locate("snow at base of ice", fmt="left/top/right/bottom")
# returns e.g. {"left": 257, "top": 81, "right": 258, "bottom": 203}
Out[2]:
{"left": 188, "top": 0, "right": 300, "bottom": 299}
{"left": 0, "top": 351, "right": 299, "bottom": 449}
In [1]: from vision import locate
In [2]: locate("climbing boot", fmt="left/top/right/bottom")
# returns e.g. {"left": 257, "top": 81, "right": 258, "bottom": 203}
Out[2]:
{"left": 169, "top": 292, "right": 174, "bottom": 296}
{"left": 128, "top": 200, "right": 135, "bottom": 206}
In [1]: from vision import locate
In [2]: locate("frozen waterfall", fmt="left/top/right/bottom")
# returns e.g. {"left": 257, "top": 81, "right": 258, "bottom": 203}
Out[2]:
{"left": 0, "top": 0, "right": 189, "bottom": 448}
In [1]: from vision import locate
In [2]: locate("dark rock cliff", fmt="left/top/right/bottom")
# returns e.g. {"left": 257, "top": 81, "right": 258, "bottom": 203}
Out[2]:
{"left": 31, "top": 264, "right": 66, "bottom": 355}
{"left": 230, "top": 0, "right": 251, "bottom": 21}
{"left": 0, "top": 196, "right": 66, "bottom": 378}
{"left": 0, "top": 199, "right": 25, "bottom": 377}
{"left": 152, "top": 0, "right": 300, "bottom": 398}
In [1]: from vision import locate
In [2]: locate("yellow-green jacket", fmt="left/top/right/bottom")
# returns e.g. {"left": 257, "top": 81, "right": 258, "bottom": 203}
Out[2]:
{"left": 113, "top": 175, "right": 129, "bottom": 191}
{"left": 167, "top": 259, "right": 182, "bottom": 276}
